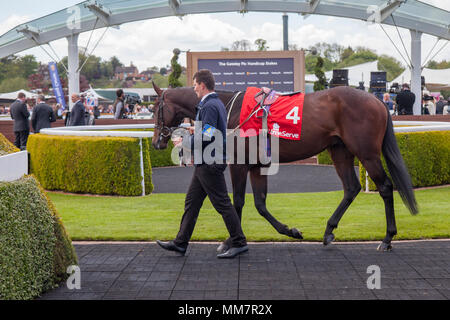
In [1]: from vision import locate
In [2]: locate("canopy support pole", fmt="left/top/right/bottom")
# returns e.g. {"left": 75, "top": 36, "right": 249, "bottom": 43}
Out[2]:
{"left": 67, "top": 33, "right": 80, "bottom": 111}
{"left": 410, "top": 30, "right": 422, "bottom": 115}
{"left": 283, "top": 14, "right": 288, "bottom": 51}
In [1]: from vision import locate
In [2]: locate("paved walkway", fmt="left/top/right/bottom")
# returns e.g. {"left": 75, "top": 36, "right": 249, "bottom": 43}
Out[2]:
{"left": 39, "top": 240, "right": 450, "bottom": 300}
{"left": 152, "top": 164, "right": 355, "bottom": 193}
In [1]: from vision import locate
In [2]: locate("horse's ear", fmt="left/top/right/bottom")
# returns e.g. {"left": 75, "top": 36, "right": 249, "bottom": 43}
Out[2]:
{"left": 152, "top": 81, "right": 162, "bottom": 96}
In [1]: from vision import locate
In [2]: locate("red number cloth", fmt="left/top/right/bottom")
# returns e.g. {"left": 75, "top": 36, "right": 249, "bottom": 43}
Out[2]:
{"left": 239, "top": 87, "right": 304, "bottom": 140}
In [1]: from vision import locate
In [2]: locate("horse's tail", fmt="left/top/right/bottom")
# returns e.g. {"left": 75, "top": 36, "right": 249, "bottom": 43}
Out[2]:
{"left": 382, "top": 107, "right": 418, "bottom": 215}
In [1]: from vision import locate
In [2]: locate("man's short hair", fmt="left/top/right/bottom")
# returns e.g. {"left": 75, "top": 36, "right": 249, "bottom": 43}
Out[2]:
{"left": 17, "top": 92, "right": 26, "bottom": 99}
{"left": 116, "top": 89, "right": 124, "bottom": 98}
{"left": 193, "top": 69, "right": 215, "bottom": 91}
{"left": 402, "top": 83, "right": 410, "bottom": 89}
{"left": 38, "top": 94, "right": 45, "bottom": 101}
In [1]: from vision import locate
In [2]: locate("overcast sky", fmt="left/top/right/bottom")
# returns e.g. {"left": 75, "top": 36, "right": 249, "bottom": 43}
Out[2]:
{"left": 0, "top": 0, "right": 448, "bottom": 72}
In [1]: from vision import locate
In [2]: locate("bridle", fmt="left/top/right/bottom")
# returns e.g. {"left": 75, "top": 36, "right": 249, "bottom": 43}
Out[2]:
{"left": 154, "top": 89, "right": 242, "bottom": 147}
{"left": 155, "top": 91, "right": 173, "bottom": 139}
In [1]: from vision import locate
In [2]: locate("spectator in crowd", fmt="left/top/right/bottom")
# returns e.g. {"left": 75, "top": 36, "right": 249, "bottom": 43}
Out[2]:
{"left": 55, "top": 103, "right": 64, "bottom": 119}
{"left": 69, "top": 93, "right": 86, "bottom": 126}
{"left": 436, "top": 95, "right": 447, "bottom": 115}
{"left": 31, "top": 95, "right": 56, "bottom": 133}
{"left": 443, "top": 100, "right": 450, "bottom": 115}
{"left": 0, "top": 105, "right": 5, "bottom": 114}
{"left": 10, "top": 92, "right": 30, "bottom": 150}
{"left": 113, "top": 89, "right": 126, "bottom": 119}
{"left": 86, "top": 105, "right": 95, "bottom": 125}
{"left": 140, "top": 105, "right": 150, "bottom": 113}
{"left": 395, "top": 83, "right": 415, "bottom": 115}
{"left": 422, "top": 91, "right": 436, "bottom": 115}
{"left": 383, "top": 93, "right": 393, "bottom": 111}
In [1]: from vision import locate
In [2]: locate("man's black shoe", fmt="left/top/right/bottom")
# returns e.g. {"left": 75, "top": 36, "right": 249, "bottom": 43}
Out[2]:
{"left": 156, "top": 240, "right": 186, "bottom": 255}
{"left": 216, "top": 242, "right": 230, "bottom": 254}
{"left": 217, "top": 245, "right": 248, "bottom": 259}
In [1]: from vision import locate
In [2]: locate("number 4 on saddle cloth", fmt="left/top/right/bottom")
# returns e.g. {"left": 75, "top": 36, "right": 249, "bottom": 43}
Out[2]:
{"left": 239, "top": 87, "right": 305, "bottom": 141}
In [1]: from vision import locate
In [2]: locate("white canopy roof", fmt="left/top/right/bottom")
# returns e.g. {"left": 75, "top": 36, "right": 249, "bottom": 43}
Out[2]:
{"left": 390, "top": 68, "right": 450, "bottom": 88}
{"left": 81, "top": 87, "right": 111, "bottom": 101}
{"left": 0, "top": 89, "right": 38, "bottom": 100}
{"left": 305, "top": 60, "right": 382, "bottom": 87}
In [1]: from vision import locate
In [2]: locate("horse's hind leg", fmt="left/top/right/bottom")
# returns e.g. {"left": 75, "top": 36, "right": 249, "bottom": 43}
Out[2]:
{"left": 323, "top": 143, "right": 361, "bottom": 245}
{"left": 360, "top": 158, "right": 397, "bottom": 251}
{"left": 249, "top": 166, "right": 303, "bottom": 239}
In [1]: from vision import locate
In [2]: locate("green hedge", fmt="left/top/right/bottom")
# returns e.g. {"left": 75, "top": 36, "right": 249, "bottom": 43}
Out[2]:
{"left": 28, "top": 135, "right": 154, "bottom": 196}
{"left": 360, "top": 131, "right": 450, "bottom": 191}
{"left": 0, "top": 175, "right": 77, "bottom": 300}
{"left": 114, "top": 129, "right": 176, "bottom": 168}
{"left": 317, "top": 150, "right": 359, "bottom": 166}
{"left": 149, "top": 139, "right": 177, "bottom": 167}
{"left": 0, "top": 133, "right": 19, "bottom": 156}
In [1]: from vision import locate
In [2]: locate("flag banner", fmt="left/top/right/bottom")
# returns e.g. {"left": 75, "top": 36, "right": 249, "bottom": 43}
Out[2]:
{"left": 48, "top": 62, "right": 66, "bottom": 108}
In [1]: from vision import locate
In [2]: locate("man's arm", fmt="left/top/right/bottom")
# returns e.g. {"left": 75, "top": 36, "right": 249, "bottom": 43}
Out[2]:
{"left": 199, "top": 104, "right": 219, "bottom": 140}
{"left": 49, "top": 106, "right": 56, "bottom": 123}
{"left": 31, "top": 106, "right": 37, "bottom": 132}
{"left": 22, "top": 102, "right": 30, "bottom": 119}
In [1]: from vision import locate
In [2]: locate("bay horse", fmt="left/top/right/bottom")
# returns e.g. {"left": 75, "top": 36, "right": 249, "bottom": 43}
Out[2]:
{"left": 151, "top": 83, "right": 418, "bottom": 251}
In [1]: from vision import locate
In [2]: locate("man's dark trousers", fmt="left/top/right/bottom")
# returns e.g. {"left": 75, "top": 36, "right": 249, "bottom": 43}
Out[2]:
{"left": 174, "top": 164, "right": 247, "bottom": 249}
{"left": 14, "top": 130, "right": 29, "bottom": 150}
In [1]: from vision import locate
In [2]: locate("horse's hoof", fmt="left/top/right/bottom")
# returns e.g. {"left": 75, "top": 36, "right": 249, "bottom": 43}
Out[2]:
{"left": 323, "top": 233, "right": 335, "bottom": 246}
{"left": 290, "top": 228, "right": 303, "bottom": 240}
{"left": 377, "top": 242, "right": 392, "bottom": 252}
{"left": 217, "top": 242, "right": 229, "bottom": 254}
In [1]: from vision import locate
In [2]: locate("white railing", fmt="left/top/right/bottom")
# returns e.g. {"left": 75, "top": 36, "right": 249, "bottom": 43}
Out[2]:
{"left": 393, "top": 121, "right": 450, "bottom": 133}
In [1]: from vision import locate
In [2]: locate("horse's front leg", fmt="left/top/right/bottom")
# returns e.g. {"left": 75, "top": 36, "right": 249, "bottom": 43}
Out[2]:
{"left": 249, "top": 166, "right": 303, "bottom": 239}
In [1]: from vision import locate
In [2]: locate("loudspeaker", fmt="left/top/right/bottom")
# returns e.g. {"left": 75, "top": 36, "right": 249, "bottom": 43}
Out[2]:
{"left": 370, "top": 71, "right": 386, "bottom": 92}
{"left": 330, "top": 69, "right": 348, "bottom": 88}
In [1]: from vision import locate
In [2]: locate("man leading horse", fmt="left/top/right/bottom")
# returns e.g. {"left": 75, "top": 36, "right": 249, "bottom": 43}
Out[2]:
{"left": 156, "top": 69, "right": 249, "bottom": 259}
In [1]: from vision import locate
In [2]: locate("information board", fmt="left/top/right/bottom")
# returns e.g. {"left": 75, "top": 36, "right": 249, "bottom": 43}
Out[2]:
{"left": 187, "top": 51, "right": 305, "bottom": 93}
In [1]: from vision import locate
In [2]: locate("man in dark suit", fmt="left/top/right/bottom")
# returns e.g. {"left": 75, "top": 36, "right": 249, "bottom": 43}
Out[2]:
{"left": 69, "top": 93, "right": 86, "bottom": 126}
{"left": 156, "top": 69, "right": 248, "bottom": 259}
{"left": 10, "top": 92, "right": 30, "bottom": 150}
{"left": 31, "top": 95, "right": 56, "bottom": 133}
{"left": 395, "top": 83, "right": 416, "bottom": 115}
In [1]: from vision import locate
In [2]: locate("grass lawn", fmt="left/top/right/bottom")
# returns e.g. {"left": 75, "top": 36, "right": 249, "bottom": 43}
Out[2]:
{"left": 47, "top": 187, "right": 450, "bottom": 242}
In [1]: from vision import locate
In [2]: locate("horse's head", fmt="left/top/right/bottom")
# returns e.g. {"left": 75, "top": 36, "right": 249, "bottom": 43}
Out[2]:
{"left": 151, "top": 82, "right": 198, "bottom": 150}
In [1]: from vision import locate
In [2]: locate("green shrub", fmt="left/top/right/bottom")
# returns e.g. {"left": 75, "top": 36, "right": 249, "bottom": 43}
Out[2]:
{"left": 0, "top": 133, "right": 19, "bottom": 156}
{"left": 0, "top": 175, "right": 77, "bottom": 300}
{"left": 27, "top": 135, "right": 153, "bottom": 196}
{"left": 148, "top": 139, "right": 177, "bottom": 167}
{"left": 360, "top": 131, "right": 450, "bottom": 191}
{"left": 317, "top": 150, "right": 359, "bottom": 166}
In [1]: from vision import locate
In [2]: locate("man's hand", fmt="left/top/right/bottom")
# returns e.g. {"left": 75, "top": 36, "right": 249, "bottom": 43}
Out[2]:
{"left": 188, "top": 126, "right": 195, "bottom": 135}
{"left": 172, "top": 136, "right": 183, "bottom": 147}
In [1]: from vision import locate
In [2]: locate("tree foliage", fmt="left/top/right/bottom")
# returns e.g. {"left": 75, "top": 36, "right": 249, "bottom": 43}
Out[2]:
{"left": 313, "top": 57, "right": 327, "bottom": 92}
{"left": 255, "top": 39, "right": 269, "bottom": 51}
{"left": 168, "top": 48, "right": 183, "bottom": 88}
{"left": 426, "top": 60, "right": 450, "bottom": 69}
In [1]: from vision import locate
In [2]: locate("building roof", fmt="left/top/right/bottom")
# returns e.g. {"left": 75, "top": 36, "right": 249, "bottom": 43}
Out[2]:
{"left": 115, "top": 66, "right": 139, "bottom": 74}
{"left": 0, "top": 1, "right": 448, "bottom": 58}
